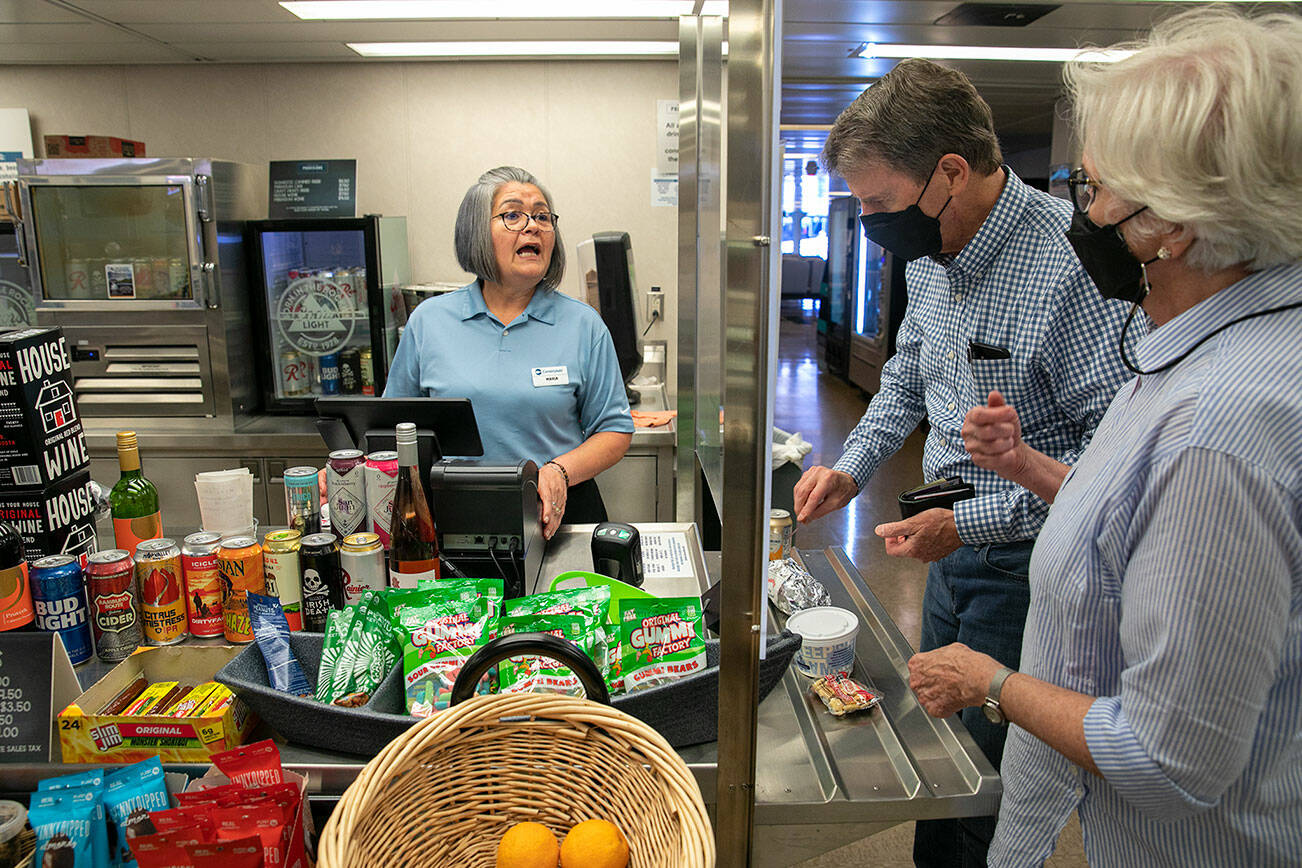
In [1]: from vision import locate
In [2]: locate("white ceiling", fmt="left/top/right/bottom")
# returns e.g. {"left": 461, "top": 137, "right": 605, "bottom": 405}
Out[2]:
{"left": 2, "top": 0, "right": 1296, "bottom": 144}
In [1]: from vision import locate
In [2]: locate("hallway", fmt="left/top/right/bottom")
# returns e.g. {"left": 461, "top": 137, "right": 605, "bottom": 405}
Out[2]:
{"left": 772, "top": 305, "right": 1085, "bottom": 867}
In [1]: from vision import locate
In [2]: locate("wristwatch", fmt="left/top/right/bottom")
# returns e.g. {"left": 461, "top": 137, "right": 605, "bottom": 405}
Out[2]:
{"left": 981, "top": 666, "right": 1016, "bottom": 725}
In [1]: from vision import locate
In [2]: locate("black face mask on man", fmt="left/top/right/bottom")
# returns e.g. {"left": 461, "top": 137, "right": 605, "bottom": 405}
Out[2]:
{"left": 859, "top": 166, "right": 952, "bottom": 262}
{"left": 1064, "top": 207, "right": 1161, "bottom": 305}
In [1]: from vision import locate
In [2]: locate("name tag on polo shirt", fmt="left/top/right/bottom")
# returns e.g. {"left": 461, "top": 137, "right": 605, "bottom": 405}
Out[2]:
{"left": 531, "top": 365, "right": 570, "bottom": 387}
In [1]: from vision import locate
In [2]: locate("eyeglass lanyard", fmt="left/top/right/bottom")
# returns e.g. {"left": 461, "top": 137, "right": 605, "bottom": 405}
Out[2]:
{"left": 1120, "top": 298, "right": 1302, "bottom": 376}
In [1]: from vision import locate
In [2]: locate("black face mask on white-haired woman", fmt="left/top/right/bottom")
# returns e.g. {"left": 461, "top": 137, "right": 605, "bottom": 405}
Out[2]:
{"left": 1064, "top": 207, "right": 1161, "bottom": 304}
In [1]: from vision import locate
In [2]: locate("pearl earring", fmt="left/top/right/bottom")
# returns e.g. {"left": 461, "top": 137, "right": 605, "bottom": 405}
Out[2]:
{"left": 1157, "top": 247, "right": 1172, "bottom": 259}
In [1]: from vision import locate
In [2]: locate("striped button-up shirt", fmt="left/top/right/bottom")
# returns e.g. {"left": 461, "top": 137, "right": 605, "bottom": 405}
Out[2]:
{"left": 991, "top": 263, "right": 1302, "bottom": 866}
{"left": 832, "top": 170, "right": 1135, "bottom": 543}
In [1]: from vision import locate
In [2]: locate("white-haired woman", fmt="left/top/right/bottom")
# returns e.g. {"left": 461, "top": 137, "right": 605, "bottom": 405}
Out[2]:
{"left": 385, "top": 166, "right": 633, "bottom": 539}
{"left": 906, "top": 8, "right": 1302, "bottom": 864}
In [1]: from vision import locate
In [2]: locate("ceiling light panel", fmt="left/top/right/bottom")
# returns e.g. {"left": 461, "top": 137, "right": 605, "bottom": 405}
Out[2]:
{"left": 348, "top": 40, "right": 681, "bottom": 57}
{"left": 858, "top": 44, "right": 1136, "bottom": 63}
{"left": 285, "top": 1, "right": 728, "bottom": 19}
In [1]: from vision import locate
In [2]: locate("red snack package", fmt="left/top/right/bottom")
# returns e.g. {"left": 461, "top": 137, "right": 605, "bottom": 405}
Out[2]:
{"left": 212, "top": 740, "right": 283, "bottom": 788}
{"left": 151, "top": 807, "right": 216, "bottom": 843}
{"left": 212, "top": 807, "right": 288, "bottom": 868}
{"left": 176, "top": 785, "right": 246, "bottom": 808}
{"left": 131, "top": 827, "right": 205, "bottom": 868}
{"left": 186, "top": 836, "right": 264, "bottom": 868}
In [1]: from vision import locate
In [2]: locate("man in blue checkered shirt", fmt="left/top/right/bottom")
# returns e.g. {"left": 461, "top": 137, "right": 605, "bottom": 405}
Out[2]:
{"left": 793, "top": 59, "right": 1135, "bottom": 866}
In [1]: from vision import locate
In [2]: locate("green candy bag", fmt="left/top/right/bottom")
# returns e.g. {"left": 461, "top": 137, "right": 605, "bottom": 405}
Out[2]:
{"left": 399, "top": 596, "right": 492, "bottom": 717}
{"left": 492, "top": 614, "right": 602, "bottom": 696}
{"left": 315, "top": 607, "right": 355, "bottom": 703}
{"left": 327, "top": 592, "right": 384, "bottom": 702}
{"left": 620, "top": 596, "right": 707, "bottom": 693}
{"left": 417, "top": 577, "right": 505, "bottom": 617}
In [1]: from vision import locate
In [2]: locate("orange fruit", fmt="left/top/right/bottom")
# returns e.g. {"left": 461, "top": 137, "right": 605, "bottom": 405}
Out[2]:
{"left": 496, "top": 821, "right": 560, "bottom": 868}
{"left": 560, "top": 819, "right": 629, "bottom": 868}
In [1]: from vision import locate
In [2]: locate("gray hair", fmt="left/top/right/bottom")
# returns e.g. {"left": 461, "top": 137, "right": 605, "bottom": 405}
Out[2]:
{"left": 1066, "top": 7, "right": 1302, "bottom": 273}
{"left": 454, "top": 166, "right": 566, "bottom": 289}
{"left": 821, "top": 59, "right": 1003, "bottom": 183}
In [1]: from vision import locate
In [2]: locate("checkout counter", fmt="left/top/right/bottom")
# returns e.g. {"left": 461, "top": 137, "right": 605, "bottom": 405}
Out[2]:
{"left": 3, "top": 522, "right": 997, "bottom": 867}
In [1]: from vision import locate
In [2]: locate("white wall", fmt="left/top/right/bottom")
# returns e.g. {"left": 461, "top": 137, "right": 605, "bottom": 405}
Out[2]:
{"left": 0, "top": 59, "right": 680, "bottom": 398}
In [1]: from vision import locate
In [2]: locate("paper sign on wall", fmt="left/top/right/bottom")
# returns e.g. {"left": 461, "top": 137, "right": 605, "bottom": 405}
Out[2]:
{"left": 651, "top": 170, "right": 678, "bottom": 208}
{"left": 656, "top": 100, "right": 679, "bottom": 176}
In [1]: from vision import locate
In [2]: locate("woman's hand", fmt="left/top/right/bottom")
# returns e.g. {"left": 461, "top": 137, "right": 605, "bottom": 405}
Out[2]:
{"left": 908, "top": 643, "right": 1003, "bottom": 718}
{"left": 537, "top": 461, "right": 568, "bottom": 540}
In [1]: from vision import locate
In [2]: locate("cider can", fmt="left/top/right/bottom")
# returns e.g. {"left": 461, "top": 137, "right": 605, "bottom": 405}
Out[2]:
{"left": 180, "top": 531, "right": 224, "bottom": 637}
{"left": 86, "top": 549, "right": 142, "bottom": 662}
{"left": 262, "top": 528, "right": 304, "bottom": 631}
{"left": 364, "top": 451, "right": 398, "bottom": 549}
{"left": 218, "top": 536, "right": 265, "bottom": 644}
{"left": 133, "top": 538, "right": 188, "bottom": 646}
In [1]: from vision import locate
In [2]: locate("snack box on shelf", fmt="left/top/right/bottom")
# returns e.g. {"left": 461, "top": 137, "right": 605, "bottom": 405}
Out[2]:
{"left": 57, "top": 645, "right": 258, "bottom": 763}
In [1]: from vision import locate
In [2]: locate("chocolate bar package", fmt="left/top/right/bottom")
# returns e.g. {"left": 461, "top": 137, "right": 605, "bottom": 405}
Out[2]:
{"left": 0, "top": 326, "right": 90, "bottom": 488}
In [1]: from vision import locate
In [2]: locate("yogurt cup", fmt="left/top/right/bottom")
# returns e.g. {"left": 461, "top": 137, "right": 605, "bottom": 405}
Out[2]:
{"left": 786, "top": 606, "right": 859, "bottom": 678}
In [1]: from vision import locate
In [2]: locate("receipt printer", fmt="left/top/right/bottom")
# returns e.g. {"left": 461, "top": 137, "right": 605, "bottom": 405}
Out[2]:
{"left": 591, "top": 521, "right": 644, "bottom": 587}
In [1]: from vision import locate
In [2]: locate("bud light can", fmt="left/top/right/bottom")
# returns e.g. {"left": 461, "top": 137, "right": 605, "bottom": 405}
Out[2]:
{"left": 87, "top": 549, "right": 143, "bottom": 662}
{"left": 319, "top": 352, "right": 341, "bottom": 395}
{"left": 31, "top": 555, "right": 93, "bottom": 665}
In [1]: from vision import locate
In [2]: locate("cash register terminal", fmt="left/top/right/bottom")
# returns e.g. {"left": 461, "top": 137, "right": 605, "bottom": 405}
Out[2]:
{"left": 314, "top": 397, "right": 545, "bottom": 597}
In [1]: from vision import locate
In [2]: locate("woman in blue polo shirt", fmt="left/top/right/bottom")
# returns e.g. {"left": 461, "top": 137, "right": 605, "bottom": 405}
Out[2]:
{"left": 385, "top": 166, "right": 634, "bottom": 539}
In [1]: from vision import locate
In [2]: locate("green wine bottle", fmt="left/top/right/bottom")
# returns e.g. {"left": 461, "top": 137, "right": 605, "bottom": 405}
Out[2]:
{"left": 110, "top": 431, "right": 163, "bottom": 557}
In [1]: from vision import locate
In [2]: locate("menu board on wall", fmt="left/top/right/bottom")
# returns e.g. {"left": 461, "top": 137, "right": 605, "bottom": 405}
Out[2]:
{"left": 269, "top": 159, "right": 357, "bottom": 218}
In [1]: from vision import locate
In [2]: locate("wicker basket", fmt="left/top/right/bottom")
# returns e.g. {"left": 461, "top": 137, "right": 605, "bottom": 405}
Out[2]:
{"left": 317, "top": 692, "right": 715, "bottom": 867}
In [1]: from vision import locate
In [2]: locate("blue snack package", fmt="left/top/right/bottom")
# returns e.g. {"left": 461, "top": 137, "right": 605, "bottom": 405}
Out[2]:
{"left": 29, "top": 788, "right": 98, "bottom": 868}
{"left": 37, "top": 773, "right": 109, "bottom": 868}
{"left": 104, "top": 756, "right": 172, "bottom": 868}
{"left": 248, "top": 591, "right": 312, "bottom": 695}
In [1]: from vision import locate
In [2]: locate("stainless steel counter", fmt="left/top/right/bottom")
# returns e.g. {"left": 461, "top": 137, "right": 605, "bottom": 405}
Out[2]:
{"left": 1, "top": 530, "right": 997, "bottom": 864}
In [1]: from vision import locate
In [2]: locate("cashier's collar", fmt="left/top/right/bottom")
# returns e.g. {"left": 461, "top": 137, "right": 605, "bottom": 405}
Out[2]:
{"left": 461, "top": 280, "right": 557, "bottom": 329}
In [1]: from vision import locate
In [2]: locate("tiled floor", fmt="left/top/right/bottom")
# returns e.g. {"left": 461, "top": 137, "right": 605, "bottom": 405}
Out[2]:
{"left": 771, "top": 306, "right": 1086, "bottom": 867}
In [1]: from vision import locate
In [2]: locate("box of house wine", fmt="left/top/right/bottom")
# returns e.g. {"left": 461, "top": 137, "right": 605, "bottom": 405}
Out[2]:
{"left": 0, "top": 326, "right": 91, "bottom": 489}
{"left": 0, "top": 470, "right": 97, "bottom": 568}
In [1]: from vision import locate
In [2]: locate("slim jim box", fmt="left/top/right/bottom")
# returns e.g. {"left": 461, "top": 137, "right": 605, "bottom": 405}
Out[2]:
{"left": 0, "top": 326, "right": 91, "bottom": 488}
{"left": 0, "top": 470, "right": 98, "bottom": 568}
{"left": 57, "top": 645, "right": 258, "bottom": 763}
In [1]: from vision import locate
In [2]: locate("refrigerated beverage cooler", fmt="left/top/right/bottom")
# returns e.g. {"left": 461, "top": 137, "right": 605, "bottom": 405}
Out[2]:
{"left": 245, "top": 217, "right": 410, "bottom": 413}
{"left": 13, "top": 158, "right": 264, "bottom": 419}
{"left": 0, "top": 221, "right": 35, "bottom": 329}
{"left": 821, "top": 194, "right": 908, "bottom": 394}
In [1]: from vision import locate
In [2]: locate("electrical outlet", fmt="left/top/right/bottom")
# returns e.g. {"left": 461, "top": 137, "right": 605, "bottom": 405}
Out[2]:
{"left": 647, "top": 290, "right": 664, "bottom": 322}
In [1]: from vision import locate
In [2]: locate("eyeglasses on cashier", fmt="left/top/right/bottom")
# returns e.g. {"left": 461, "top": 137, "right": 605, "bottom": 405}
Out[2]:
{"left": 1066, "top": 167, "right": 1103, "bottom": 215}
{"left": 494, "top": 210, "right": 559, "bottom": 232}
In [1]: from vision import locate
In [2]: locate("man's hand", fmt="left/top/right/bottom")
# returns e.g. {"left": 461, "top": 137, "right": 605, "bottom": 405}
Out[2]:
{"left": 793, "top": 466, "right": 859, "bottom": 524}
{"left": 874, "top": 508, "right": 962, "bottom": 562}
{"left": 908, "top": 642, "right": 1003, "bottom": 718}
{"left": 962, "top": 390, "right": 1029, "bottom": 481}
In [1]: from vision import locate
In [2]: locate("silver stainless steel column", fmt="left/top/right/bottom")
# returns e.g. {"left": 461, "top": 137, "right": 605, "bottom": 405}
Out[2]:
{"left": 715, "top": 0, "right": 782, "bottom": 863}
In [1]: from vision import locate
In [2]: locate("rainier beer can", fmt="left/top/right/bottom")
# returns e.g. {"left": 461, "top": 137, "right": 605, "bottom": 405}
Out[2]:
{"left": 364, "top": 451, "right": 399, "bottom": 549}
{"left": 31, "top": 555, "right": 93, "bottom": 665}
{"left": 180, "top": 531, "right": 224, "bottom": 637}
{"left": 280, "top": 350, "right": 311, "bottom": 398}
{"left": 340, "top": 532, "right": 385, "bottom": 605}
{"left": 299, "top": 533, "right": 344, "bottom": 632}
{"left": 86, "top": 549, "right": 142, "bottom": 662}
{"left": 326, "top": 449, "right": 368, "bottom": 541}
{"left": 218, "top": 536, "right": 264, "bottom": 643}
{"left": 262, "top": 528, "right": 304, "bottom": 631}
{"left": 284, "top": 465, "right": 322, "bottom": 535}
{"left": 133, "top": 538, "right": 187, "bottom": 646}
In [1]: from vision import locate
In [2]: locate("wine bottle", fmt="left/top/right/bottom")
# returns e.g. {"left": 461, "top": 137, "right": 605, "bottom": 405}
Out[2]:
{"left": 0, "top": 520, "right": 35, "bottom": 632}
{"left": 389, "top": 422, "right": 440, "bottom": 588}
{"left": 110, "top": 431, "right": 163, "bottom": 557}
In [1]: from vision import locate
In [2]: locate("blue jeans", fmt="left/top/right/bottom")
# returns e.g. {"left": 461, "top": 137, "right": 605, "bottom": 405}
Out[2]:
{"left": 913, "top": 540, "right": 1034, "bottom": 868}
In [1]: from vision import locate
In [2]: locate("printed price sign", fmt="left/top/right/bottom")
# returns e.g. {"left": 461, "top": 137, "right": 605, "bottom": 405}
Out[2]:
{"left": 269, "top": 159, "right": 357, "bottom": 218}
{"left": 0, "top": 631, "right": 80, "bottom": 762}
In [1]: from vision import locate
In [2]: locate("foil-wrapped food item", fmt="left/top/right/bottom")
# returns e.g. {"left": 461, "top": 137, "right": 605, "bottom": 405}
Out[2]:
{"left": 767, "top": 558, "right": 832, "bottom": 614}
